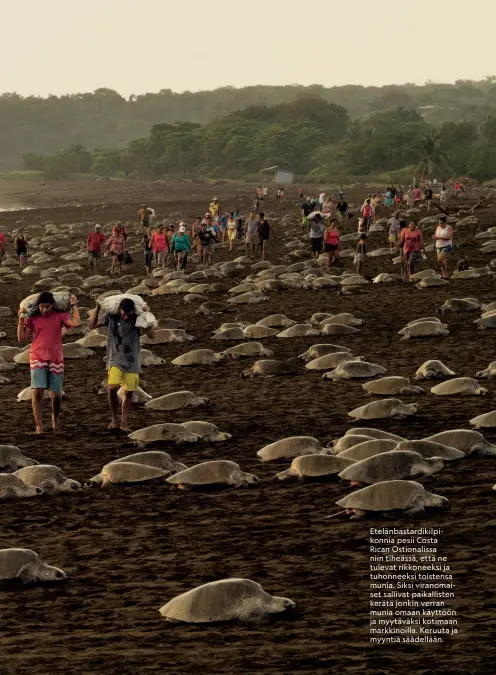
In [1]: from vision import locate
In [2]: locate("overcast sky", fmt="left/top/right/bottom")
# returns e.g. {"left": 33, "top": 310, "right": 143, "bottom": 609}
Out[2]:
{"left": 3, "top": 0, "right": 495, "bottom": 97}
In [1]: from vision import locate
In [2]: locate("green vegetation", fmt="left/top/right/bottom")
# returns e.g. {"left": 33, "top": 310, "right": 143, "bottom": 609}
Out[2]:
{"left": 2, "top": 79, "right": 496, "bottom": 181}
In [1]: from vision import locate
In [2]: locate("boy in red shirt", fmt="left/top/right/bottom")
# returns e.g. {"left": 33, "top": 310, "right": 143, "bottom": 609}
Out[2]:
{"left": 87, "top": 224, "right": 106, "bottom": 273}
{"left": 17, "top": 292, "right": 80, "bottom": 434}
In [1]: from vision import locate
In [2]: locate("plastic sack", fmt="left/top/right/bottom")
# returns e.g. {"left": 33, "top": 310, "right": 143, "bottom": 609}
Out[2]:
{"left": 20, "top": 291, "right": 71, "bottom": 318}
{"left": 98, "top": 294, "right": 157, "bottom": 329}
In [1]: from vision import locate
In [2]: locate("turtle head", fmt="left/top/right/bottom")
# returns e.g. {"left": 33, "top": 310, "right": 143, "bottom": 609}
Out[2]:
{"left": 85, "top": 474, "right": 104, "bottom": 488}
{"left": 16, "top": 455, "right": 39, "bottom": 470}
{"left": 242, "top": 472, "right": 259, "bottom": 485}
{"left": 423, "top": 491, "right": 450, "bottom": 509}
{"left": 214, "top": 352, "right": 227, "bottom": 363}
{"left": 476, "top": 387, "right": 489, "bottom": 395}
{"left": 38, "top": 563, "right": 67, "bottom": 582}
{"left": 62, "top": 479, "right": 81, "bottom": 492}
{"left": 240, "top": 368, "right": 253, "bottom": 379}
{"left": 268, "top": 595, "right": 296, "bottom": 614}
{"left": 274, "top": 468, "right": 293, "bottom": 481}
{"left": 422, "top": 457, "right": 445, "bottom": 475}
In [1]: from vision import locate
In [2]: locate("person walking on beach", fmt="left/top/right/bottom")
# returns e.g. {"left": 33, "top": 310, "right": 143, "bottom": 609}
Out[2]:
{"left": 87, "top": 224, "right": 105, "bottom": 274}
{"left": 14, "top": 230, "right": 28, "bottom": 269}
{"left": 106, "top": 224, "right": 125, "bottom": 274}
{"left": 89, "top": 297, "right": 155, "bottom": 431}
{"left": 308, "top": 212, "right": 326, "bottom": 260}
{"left": 17, "top": 292, "right": 80, "bottom": 434}
{"left": 170, "top": 224, "right": 191, "bottom": 270}
{"left": 0, "top": 230, "right": 6, "bottom": 261}
{"left": 323, "top": 218, "right": 341, "bottom": 268}
{"left": 354, "top": 234, "right": 367, "bottom": 275}
{"left": 257, "top": 213, "right": 274, "bottom": 261}
{"left": 399, "top": 220, "right": 425, "bottom": 279}
{"left": 151, "top": 224, "right": 168, "bottom": 268}
{"left": 244, "top": 210, "right": 259, "bottom": 257}
{"left": 433, "top": 216, "right": 453, "bottom": 279}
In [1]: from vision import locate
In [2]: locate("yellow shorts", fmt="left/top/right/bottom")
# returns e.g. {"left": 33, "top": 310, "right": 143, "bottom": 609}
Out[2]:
{"left": 107, "top": 367, "right": 139, "bottom": 392}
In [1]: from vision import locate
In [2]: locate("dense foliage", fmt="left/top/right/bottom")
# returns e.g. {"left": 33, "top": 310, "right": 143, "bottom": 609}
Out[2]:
{"left": 2, "top": 77, "right": 496, "bottom": 172}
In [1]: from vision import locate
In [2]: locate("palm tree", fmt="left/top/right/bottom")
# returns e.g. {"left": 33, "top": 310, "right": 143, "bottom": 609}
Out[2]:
{"left": 413, "top": 130, "right": 455, "bottom": 184}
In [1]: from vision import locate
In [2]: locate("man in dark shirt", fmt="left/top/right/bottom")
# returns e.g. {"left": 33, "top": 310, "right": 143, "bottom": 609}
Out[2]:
{"left": 300, "top": 198, "right": 315, "bottom": 233}
{"left": 425, "top": 187, "right": 433, "bottom": 212}
{"left": 336, "top": 198, "right": 348, "bottom": 221}
{"left": 257, "top": 213, "right": 274, "bottom": 262}
{"left": 89, "top": 297, "right": 155, "bottom": 431}
{"left": 195, "top": 222, "right": 213, "bottom": 265}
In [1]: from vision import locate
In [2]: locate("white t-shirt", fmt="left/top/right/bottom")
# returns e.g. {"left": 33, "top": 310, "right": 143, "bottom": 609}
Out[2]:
{"left": 319, "top": 192, "right": 326, "bottom": 203}
{"left": 262, "top": 187, "right": 268, "bottom": 197}
{"left": 435, "top": 225, "right": 452, "bottom": 248}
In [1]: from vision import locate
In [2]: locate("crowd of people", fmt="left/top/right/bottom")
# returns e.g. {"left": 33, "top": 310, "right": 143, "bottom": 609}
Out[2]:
{"left": 5, "top": 181, "right": 467, "bottom": 435}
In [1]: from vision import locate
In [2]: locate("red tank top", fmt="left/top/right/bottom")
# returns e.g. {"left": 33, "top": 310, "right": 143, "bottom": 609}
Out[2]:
{"left": 325, "top": 230, "right": 340, "bottom": 245}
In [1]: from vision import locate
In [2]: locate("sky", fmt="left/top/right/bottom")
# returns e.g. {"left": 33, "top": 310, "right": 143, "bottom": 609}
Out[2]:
{"left": 2, "top": 0, "right": 495, "bottom": 98}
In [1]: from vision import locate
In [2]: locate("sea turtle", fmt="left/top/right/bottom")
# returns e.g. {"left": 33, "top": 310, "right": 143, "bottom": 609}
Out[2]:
{"left": 306, "top": 352, "right": 360, "bottom": 371}
{"left": 276, "top": 324, "right": 320, "bottom": 338}
{"left": 407, "top": 317, "right": 444, "bottom": 326}
{"left": 409, "top": 269, "right": 441, "bottom": 282}
{"left": 75, "top": 333, "right": 107, "bottom": 348}
{"left": 167, "top": 460, "right": 258, "bottom": 489}
{"left": 399, "top": 321, "right": 450, "bottom": 339}
{"left": 275, "top": 454, "right": 355, "bottom": 481}
{"left": 145, "top": 391, "right": 210, "bottom": 411}
{"left": 333, "top": 480, "right": 449, "bottom": 519}
{"left": 319, "top": 313, "right": 364, "bottom": 327}
{"left": 158, "top": 578, "right": 294, "bottom": 623}
{"left": 416, "top": 277, "right": 449, "bottom": 289}
{"left": 0, "top": 445, "right": 38, "bottom": 472}
{"left": 298, "top": 344, "right": 352, "bottom": 362}
{"left": 476, "top": 361, "right": 496, "bottom": 379}
{"left": 348, "top": 399, "right": 418, "bottom": 421}
{"left": 86, "top": 461, "right": 170, "bottom": 487}
{"left": 181, "top": 421, "right": 231, "bottom": 442}
{"left": 211, "top": 327, "right": 246, "bottom": 341}
{"left": 218, "top": 342, "right": 274, "bottom": 359}
{"left": 171, "top": 350, "right": 224, "bottom": 366}
{"left": 373, "top": 273, "right": 404, "bottom": 284}
{"left": 240, "top": 360, "right": 298, "bottom": 378}
{"left": 257, "top": 436, "right": 323, "bottom": 461}
{"left": 13, "top": 465, "right": 81, "bottom": 493}
{"left": 430, "top": 377, "right": 488, "bottom": 396}
{"left": 310, "top": 313, "right": 334, "bottom": 325}
{"left": 141, "top": 329, "right": 195, "bottom": 345}
{"left": 338, "top": 451, "right": 444, "bottom": 485}
{"left": 438, "top": 298, "right": 480, "bottom": 313}
{"left": 474, "top": 315, "right": 496, "bottom": 329}
{"left": 414, "top": 360, "right": 455, "bottom": 380}
{"left": 0, "top": 357, "right": 16, "bottom": 372}
{"left": 140, "top": 349, "right": 166, "bottom": 366}
{"left": 17, "top": 387, "right": 66, "bottom": 402}
{"left": 62, "top": 343, "right": 94, "bottom": 359}
{"left": 117, "top": 386, "right": 151, "bottom": 405}
{"left": 128, "top": 423, "right": 200, "bottom": 446}
{"left": 469, "top": 411, "right": 496, "bottom": 430}
{"left": 0, "top": 548, "right": 67, "bottom": 584}
{"left": 228, "top": 283, "right": 258, "bottom": 295}
{"left": 329, "top": 434, "right": 379, "bottom": 453}
{"left": 362, "top": 376, "right": 424, "bottom": 396}
{"left": 227, "top": 291, "right": 268, "bottom": 305}
{"left": 323, "top": 360, "right": 386, "bottom": 381}
{"left": 321, "top": 324, "right": 359, "bottom": 336}
{"left": 0, "top": 346, "right": 23, "bottom": 361}
{"left": 0, "top": 474, "right": 43, "bottom": 498}
{"left": 422, "top": 429, "right": 496, "bottom": 457}
{"left": 195, "top": 302, "right": 229, "bottom": 315}
{"left": 337, "top": 439, "right": 399, "bottom": 461}
{"left": 255, "top": 314, "right": 295, "bottom": 328}
{"left": 243, "top": 325, "right": 280, "bottom": 339}
{"left": 344, "top": 428, "right": 405, "bottom": 441}
{"left": 395, "top": 440, "right": 465, "bottom": 460}
{"left": 108, "top": 450, "right": 186, "bottom": 473}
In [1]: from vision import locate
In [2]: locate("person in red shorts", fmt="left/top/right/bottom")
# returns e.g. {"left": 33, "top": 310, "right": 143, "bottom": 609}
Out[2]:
{"left": 17, "top": 292, "right": 80, "bottom": 434}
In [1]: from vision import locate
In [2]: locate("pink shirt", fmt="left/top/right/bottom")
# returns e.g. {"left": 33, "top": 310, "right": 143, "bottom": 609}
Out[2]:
{"left": 400, "top": 229, "right": 423, "bottom": 254}
{"left": 151, "top": 232, "right": 168, "bottom": 252}
{"left": 363, "top": 205, "right": 372, "bottom": 217}
{"left": 0, "top": 233, "right": 5, "bottom": 249}
{"left": 24, "top": 312, "right": 70, "bottom": 365}
{"left": 413, "top": 188, "right": 421, "bottom": 200}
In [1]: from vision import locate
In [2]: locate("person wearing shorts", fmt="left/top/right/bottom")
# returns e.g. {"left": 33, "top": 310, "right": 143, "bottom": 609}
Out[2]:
{"left": 399, "top": 220, "right": 425, "bottom": 279}
{"left": 106, "top": 225, "right": 125, "bottom": 274}
{"left": 14, "top": 230, "right": 28, "bottom": 269}
{"left": 17, "top": 291, "right": 80, "bottom": 434}
{"left": 195, "top": 223, "right": 213, "bottom": 265}
{"left": 413, "top": 186, "right": 421, "bottom": 208}
{"left": 433, "top": 216, "right": 453, "bottom": 279}
{"left": 308, "top": 212, "right": 326, "bottom": 259}
{"left": 323, "top": 219, "right": 341, "bottom": 268}
{"left": 387, "top": 212, "right": 401, "bottom": 250}
{"left": 89, "top": 297, "right": 155, "bottom": 431}
{"left": 244, "top": 211, "right": 259, "bottom": 256}
{"left": 151, "top": 224, "right": 168, "bottom": 268}
{"left": 424, "top": 186, "right": 433, "bottom": 212}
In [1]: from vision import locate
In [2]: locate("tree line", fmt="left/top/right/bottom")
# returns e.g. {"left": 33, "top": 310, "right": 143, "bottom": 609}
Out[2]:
{"left": 20, "top": 95, "right": 496, "bottom": 183}
{"left": 2, "top": 77, "right": 496, "bottom": 171}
